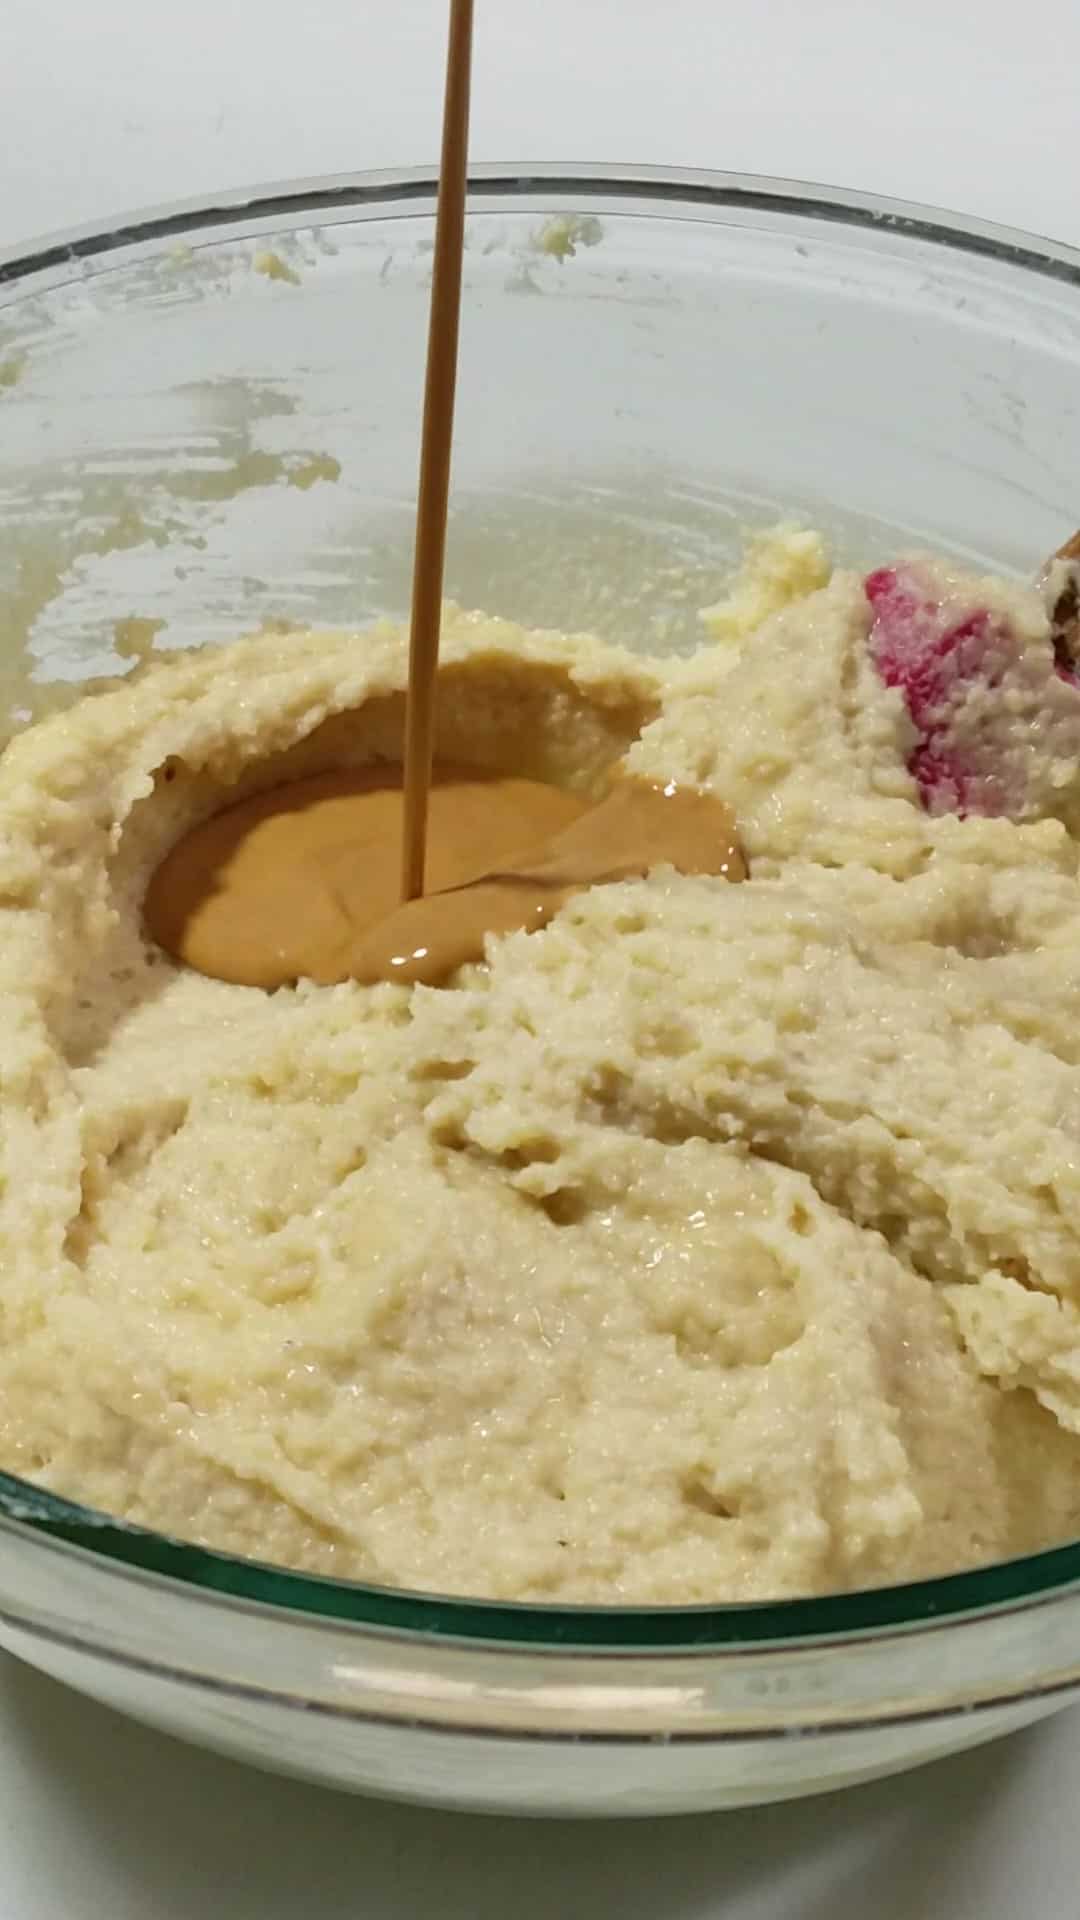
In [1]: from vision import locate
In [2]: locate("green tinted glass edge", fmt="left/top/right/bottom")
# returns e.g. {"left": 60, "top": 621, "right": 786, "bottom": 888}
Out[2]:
{"left": 6, "top": 1469, "right": 1080, "bottom": 1648}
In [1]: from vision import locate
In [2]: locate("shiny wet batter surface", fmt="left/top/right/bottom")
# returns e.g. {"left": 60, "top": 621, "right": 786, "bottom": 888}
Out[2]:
{"left": 146, "top": 763, "right": 744, "bottom": 988}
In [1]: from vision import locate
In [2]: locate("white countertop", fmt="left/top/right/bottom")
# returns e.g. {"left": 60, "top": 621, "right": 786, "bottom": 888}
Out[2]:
{"left": 3, "top": 1656, "right": 1080, "bottom": 1920}
{"left": 5, "top": 0, "right": 1080, "bottom": 253}
{"left": 3, "top": 1, "right": 1080, "bottom": 1912}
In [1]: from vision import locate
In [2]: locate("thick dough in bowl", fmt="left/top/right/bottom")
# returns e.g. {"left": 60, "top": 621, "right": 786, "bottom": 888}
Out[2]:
{"left": 5, "top": 550, "right": 1080, "bottom": 1603}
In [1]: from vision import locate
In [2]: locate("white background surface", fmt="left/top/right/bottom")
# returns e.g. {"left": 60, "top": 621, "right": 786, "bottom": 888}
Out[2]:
{"left": 3, "top": 1, "right": 1080, "bottom": 1913}
{"left": 4, "top": 0, "right": 1080, "bottom": 255}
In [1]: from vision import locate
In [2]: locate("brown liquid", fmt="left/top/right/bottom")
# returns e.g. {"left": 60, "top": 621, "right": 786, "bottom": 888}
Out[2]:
{"left": 145, "top": 766, "right": 745, "bottom": 990}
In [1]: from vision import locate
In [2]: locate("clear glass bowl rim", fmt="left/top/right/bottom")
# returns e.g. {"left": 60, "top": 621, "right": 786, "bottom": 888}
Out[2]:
{"left": 3, "top": 162, "right": 1080, "bottom": 1652}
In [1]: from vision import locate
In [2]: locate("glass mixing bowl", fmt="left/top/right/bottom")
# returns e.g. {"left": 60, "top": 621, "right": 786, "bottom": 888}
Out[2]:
{"left": 2, "top": 167, "right": 1080, "bottom": 1817}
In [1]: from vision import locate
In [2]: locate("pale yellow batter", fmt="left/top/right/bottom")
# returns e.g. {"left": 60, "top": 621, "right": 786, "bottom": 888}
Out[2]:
{"left": 5, "top": 536, "right": 1080, "bottom": 1602}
